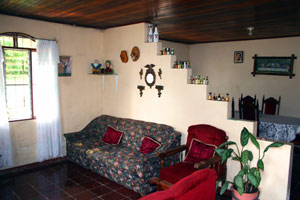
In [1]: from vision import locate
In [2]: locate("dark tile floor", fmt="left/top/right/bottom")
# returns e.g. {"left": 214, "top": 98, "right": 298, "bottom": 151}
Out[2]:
{"left": 0, "top": 161, "right": 141, "bottom": 200}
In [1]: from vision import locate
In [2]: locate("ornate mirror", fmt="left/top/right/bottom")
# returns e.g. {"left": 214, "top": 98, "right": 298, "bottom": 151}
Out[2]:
{"left": 144, "top": 64, "right": 156, "bottom": 88}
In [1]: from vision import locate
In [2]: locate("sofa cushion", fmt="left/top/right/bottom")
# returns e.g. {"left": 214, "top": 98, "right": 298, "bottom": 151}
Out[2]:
{"left": 160, "top": 162, "right": 197, "bottom": 184}
{"left": 102, "top": 126, "right": 123, "bottom": 145}
{"left": 140, "top": 136, "right": 161, "bottom": 154}
{"left": 184, "top": 138, "right": 216, "bottom": 164}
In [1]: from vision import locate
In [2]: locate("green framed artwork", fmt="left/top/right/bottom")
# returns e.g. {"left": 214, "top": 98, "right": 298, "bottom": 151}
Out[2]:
{"left": 251, "top": 54, "right": 297, "bottom": 78}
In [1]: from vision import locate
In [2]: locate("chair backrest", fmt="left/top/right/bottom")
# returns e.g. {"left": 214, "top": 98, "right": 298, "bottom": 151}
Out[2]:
{"left": 262, "top": 95, "right": 281, "bottom": 115}
{"left": 239, "top": 98, "right": 259, "bottom": 121}
{"left": 186, "top": 124, "right": 227, "bottom": 150}
{"left": 241, "top": 94, "right": 256, "bottom": 104}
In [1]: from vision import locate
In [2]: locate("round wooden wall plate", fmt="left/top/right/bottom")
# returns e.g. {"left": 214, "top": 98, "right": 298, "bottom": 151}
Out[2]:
{"left": 131, "top": 46, "right": 140, "bottom": 62}
{"left": 120, "top": 50, "right": 128, "bottom": 63}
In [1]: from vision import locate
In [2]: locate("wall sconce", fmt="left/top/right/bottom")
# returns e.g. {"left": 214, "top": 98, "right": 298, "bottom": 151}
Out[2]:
{"left": 137, "top": 85, "right": 145, "bottom": 97}
{"left": 155, "top": 85, "right": 164, "bottom": 97}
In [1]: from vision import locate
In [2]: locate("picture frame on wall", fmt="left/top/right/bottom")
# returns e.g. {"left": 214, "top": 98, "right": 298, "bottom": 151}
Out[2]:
{"left": 234, "top": 51, "right": 244, "bottom": 63}
{"left": 58, "top": 56, "right": 72, "bottom": 76}
{"left": 251, "top": 54, "right": 296, "bottom": 78}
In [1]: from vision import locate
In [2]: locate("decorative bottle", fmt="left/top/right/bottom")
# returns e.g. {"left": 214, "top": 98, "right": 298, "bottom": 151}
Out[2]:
{"left": 147, "top": 25, "right": 153, "bottom": 43}
{"left": 205, "top": 76, "right": 209, "bottom": 85}
{"left": 153, "top": 25, "right": 159, "bottom": 42}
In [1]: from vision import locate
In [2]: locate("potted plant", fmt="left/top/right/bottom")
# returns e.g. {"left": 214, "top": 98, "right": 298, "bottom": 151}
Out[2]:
{"left": 215, "top": 127, "right": 284, "bottom": 199}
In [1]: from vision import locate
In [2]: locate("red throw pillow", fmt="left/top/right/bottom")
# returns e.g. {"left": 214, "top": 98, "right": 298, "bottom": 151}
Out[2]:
{"left": 140, "top": 136, "right": 161, "bottom": 154}
{"left": 102, "top": 126, "right": 123, "bottom": 145}
{"left": 184, "top": 138, "right": 216, "bottom": 164}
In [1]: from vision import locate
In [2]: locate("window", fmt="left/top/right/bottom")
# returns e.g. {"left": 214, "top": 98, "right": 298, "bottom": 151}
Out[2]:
{"left": 0, "top": 34, "right": 37, "bottom": 121}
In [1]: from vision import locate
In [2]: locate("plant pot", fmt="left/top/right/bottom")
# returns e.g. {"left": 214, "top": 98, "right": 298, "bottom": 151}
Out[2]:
{"left": 232, "top": 187, "right": 260, "bottom": 200}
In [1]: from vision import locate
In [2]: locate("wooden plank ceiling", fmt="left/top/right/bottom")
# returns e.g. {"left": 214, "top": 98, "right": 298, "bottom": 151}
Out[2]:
{"left": 1, "top": 0, "right": 300, "bottom": 44}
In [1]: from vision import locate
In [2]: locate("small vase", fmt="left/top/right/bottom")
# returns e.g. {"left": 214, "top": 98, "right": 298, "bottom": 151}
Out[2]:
{"left": 232, "top": 187, "right": 260, "bottom": 200}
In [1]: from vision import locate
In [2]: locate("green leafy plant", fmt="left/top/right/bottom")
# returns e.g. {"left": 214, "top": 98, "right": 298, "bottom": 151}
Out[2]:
{"left": 215, "top": 127, "right": 284, "bottom": 195}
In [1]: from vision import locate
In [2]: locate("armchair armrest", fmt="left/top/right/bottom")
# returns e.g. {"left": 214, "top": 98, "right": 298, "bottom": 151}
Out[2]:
{"left": 156, "top": 145, "right": 186, "bottom": 160}
{"left": 150, "top": 177, "right": 173, "bottom": 190}
{"left": 193, "top": 155, "right": 221, "bottom": 169}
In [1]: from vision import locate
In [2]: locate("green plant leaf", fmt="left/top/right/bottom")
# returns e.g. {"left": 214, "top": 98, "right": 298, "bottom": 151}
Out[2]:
{"left": 221, "top": 149, "right": 233, "bottom": 164}
{"left": 254, "top": 170, "right": 261, "bottom": 186}
{"left": 232, "top": 156, "right": 240, "bottom": 161}
{"left": 234, "top": 175, "right": 244, "bottom": 195}
{"left": 241, "top": 150, "right": 251, "bottom": 164}
{"left": 214, "top": 148, "right": 225, "bottom": 157}
{"left": 220, "top": 181, "right": 229, "bottom": 195}
{"left": 263, "top": 142, "right": 284, "bottom": 154}
{"left": 241, "top": 127, "right": 250, "bottom": 147}
{"left": 249, "top": 133, "right": 260, "bottom": 150}
{"left": 248, "top": 151, "right": 253, "bottom": 161}
{"left": 249, "top": 167, "right": 257, "bottom": 174}
{"left": 257, "top": 159, "right": 264, "bottom": 170}
{"left": 237, "top": 169, "right": 246, "bottom": 176}
{"left": 248, "top": 172, "right": 259, "bottom": 188}
{"left": 218, "top": 141, "right": 236, "bottom": 148}
{"left": 216, "top": 180, "right": 220, "bottom": 191}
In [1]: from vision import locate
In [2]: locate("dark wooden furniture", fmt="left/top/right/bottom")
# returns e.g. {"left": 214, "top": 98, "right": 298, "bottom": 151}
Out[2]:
{"left": 150, "top": 124, "right": 228, "bottom": 191}
{"left": 239, "top": 94, "right": 259, "bottom": 121}
{"left": 262, "top": 95, "right": 281, "bottom": 115}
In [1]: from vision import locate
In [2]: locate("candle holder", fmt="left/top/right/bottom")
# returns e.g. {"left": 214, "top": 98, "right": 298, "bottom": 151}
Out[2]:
{"left": 155, "top": 85, "right": 164, "bottom": 97}
{"left": 137, "top": 85, "right": 145, "bottom": 97}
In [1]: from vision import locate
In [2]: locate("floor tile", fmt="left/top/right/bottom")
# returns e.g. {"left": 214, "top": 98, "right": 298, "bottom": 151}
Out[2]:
{"left": 105, "top": 181, "right": 123, "bottom": 190}
{"left": 34, "top": 184, "right": 61, "bottom": 195}
{"left": 79, "top": 180, "right": 101, "bottom": 190}
{"left": 101, "top": 191, "right": 126, "bottom": 200}
{"left": 116, "top": 186, "right": 138, "bottom": 197}
{"left": 90, "top": 185, "right": 112, "bottom": 196}
{"left": 94, "top": 176, "right": 113, "bottom": 185}
{"left": 72, "top": 191, "right": 97, "bottom": 200}
{"left": 44, "top": 190, "right": 71, "bottom": 200}
{"left": 55, "top": 179, "right": 77, "bottom": 188}
{"left": 63, "top": 185, "right": 86, "bottom": 196}
{"left": 70, "top": 175, "right": 91, "bottom": 183}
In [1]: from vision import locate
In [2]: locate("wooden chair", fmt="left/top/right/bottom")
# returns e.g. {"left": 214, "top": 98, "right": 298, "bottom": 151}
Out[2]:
{"left": 150, "top": 124, "right": 228, "bottom": 191}
{"left": 262, "top": 95, "right": 281, "bottom": 115}
{"left": 239, "top": 95, "right": 259, "bottom": 121}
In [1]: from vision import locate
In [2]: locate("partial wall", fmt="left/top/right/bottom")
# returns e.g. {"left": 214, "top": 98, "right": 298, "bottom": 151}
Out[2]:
{"left": 102, "top": 23, "right": 292, "bottom": 200}
{"left": 0, "top": 14, "right": 104, "bottom": 167}
{"left": 190, "top": 37, "right": 300, "bottom": 117}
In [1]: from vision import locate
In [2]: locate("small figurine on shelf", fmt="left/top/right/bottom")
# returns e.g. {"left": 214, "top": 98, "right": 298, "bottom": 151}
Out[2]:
{"left": 153, "top": 25, "right": 159, "bottom": 42}
{"left": 147, "top": 24, "right": 153, "bottom": 43}
{"left": 217, "top": 94, "right": 221, "bottom": 101}
{"left": 208, "top": 92, "right": 212, "bottom": 100}
{"left": 225, "top": 93, "right": 230, "bottom": 102}
{"left": 91, "top": 59, "right": 102, "bottom": 74}
{"left": 104, "top": 60, "right": 114, "bottom": 74}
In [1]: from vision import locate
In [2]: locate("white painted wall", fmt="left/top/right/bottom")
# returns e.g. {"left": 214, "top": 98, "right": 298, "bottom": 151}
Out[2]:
{"left": 0, "top": 14, "right": 104, "bottom": 167}
{"left": 190, "top": 37, "right": 300, "bottom": 117}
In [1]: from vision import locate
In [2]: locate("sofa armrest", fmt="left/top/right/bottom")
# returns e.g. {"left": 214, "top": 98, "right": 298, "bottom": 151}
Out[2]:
{"left": 64, "top": 131, "right": 86, "bottom": 142}
{"left": 193, "top": 155, "right": 221, "bottom": 169}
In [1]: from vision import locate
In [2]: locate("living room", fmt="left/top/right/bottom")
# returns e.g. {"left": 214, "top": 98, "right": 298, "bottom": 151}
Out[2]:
{"left": 0, "top": 1, "right": 299, "bottom": 200}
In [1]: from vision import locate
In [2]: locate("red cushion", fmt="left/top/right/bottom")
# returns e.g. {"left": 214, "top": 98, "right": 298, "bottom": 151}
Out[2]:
{"left": 102, "top": 126, "right": 123, "bottom": 145}
{"left": 186, "top": 124, "right": 227, "bottom": 151}
{"left": 140, "top": 169, "right": 217, "bottom": 200}
{"left": 160, "top": 162, "right": 197, "bottom": 184}
{"left": 140, "top": 136, "right": 161, "bottom": 154}
{"left": 184, "top": 138, "right": 216, "bottom": 164}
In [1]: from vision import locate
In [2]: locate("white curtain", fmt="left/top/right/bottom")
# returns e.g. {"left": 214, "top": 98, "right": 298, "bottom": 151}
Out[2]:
{"left": 36, "top": 40, "right": 62, "bottom": 162}
{"left": 0, "top": 44, "right": 14, "bottom": 168}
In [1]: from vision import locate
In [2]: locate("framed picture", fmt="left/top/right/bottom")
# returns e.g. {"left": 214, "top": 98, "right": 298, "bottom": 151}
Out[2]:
{"left": 234, "top": 51, "right": 244, "bottom": 63}
{"left": 251, "top": 54, "right": 296, "bottom": 78}
{"left": 58, "top": 56, "right": 72, "bottom": 76}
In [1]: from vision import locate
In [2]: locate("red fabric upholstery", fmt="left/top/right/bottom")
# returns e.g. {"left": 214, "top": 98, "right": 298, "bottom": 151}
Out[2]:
{"left": 160, "top": 162, "right": 197, "bottom": 184}
{"left": 102, "top": 126, "right": 123, "bottom": 145}
{"left": 184, "top": 138, "right": 216, "bottom": 164}
{"left": 140, "top": 136, "right": 161, "bottom": 154}
{"left": 186, "top": 124, "right": 227, "bottom": 151}
{"left": 265, "top": 101, "right": 277, "bottom": 115}
{"left": 140, "top": 169, "right": 217, "bottom": 200}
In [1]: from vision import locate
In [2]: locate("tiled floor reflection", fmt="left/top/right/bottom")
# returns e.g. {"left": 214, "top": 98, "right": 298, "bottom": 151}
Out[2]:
{"left": 0, "top": 161, "right": 141, "bottom": 200}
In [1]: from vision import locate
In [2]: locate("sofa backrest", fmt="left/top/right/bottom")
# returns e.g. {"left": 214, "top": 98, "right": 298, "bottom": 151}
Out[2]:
{"left": 83, "top": 115, "right": 181, "bottom": 152}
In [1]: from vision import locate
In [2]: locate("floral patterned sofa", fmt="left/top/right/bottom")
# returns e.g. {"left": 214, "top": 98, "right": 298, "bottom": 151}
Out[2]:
{"left": 64, "top": 115, "right": 181, "bottom": 194}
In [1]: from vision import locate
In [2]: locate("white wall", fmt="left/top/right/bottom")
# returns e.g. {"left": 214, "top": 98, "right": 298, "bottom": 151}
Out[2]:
{"left": 0, "top": 14, "right": 104, "bottom": 167}
{"left": 102, "top": 23, "right": 292, "bottom": 200}
{"left": 190, "top": 37, "right": 300, "bottom": 117}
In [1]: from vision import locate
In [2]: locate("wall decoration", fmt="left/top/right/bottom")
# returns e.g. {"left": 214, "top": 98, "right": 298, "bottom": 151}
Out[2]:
{"left": 120, "top": 50, "right": 128, "bottom": 63}
{"left": 155, "top": 85, "right": 164, "bottom": 97}
{"left": 131, "top": 46, "right": 140, "bottom": 62}
{"left": 234, "top": 51, "right": 244, "bottom": 63}
{"left": 251, "top": 54, "right": 296, "bottom": 78}
{"left": 58, "top": 56, "right": 72, "bottom": 76}
{"left": 104, "top": 60, "right": 114, "bottom": 74}
{"left": 144, "top": 64, "right": 156, "bottom": 88}
{"left": 137, "top": 85, "right": 145, "bottom": 97}
{"left": 90, "top": 59, "right": 103, "bottom": 74}
{"left": 158, "top": 68, "right": 162, "bottom": 79}
{"left": 139, "top": 69, "right": 143, "bottom": 79}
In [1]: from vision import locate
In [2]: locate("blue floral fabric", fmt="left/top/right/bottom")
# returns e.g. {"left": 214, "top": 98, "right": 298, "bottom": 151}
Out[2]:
{"left": 64, "top": 115, "right": 181, "bottom": 194}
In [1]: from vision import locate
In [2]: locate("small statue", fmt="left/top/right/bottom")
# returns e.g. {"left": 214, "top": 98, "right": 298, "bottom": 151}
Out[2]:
{"left": 104, "top": 60, "right": 114, "bottom": 74}
{"left": 91, "top": 59, "right": 102, "bottom": 74}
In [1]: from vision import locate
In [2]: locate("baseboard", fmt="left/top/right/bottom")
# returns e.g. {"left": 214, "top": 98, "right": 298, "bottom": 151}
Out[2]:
{"left": 0, "top": 156, "right": 68, "bottom": 177}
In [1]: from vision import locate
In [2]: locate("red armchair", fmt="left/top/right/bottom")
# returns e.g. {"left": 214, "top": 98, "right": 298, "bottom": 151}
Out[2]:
{"left": 140, "top": 169, "right": 217, "bottom": 200}
{"left": 150, "top": 124, "right": 227, "bottom": 190}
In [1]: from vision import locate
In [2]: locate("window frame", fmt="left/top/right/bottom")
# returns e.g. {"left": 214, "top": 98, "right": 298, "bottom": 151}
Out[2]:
{"left": 1, "top": 35, "right": 36, "bottom": 122}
